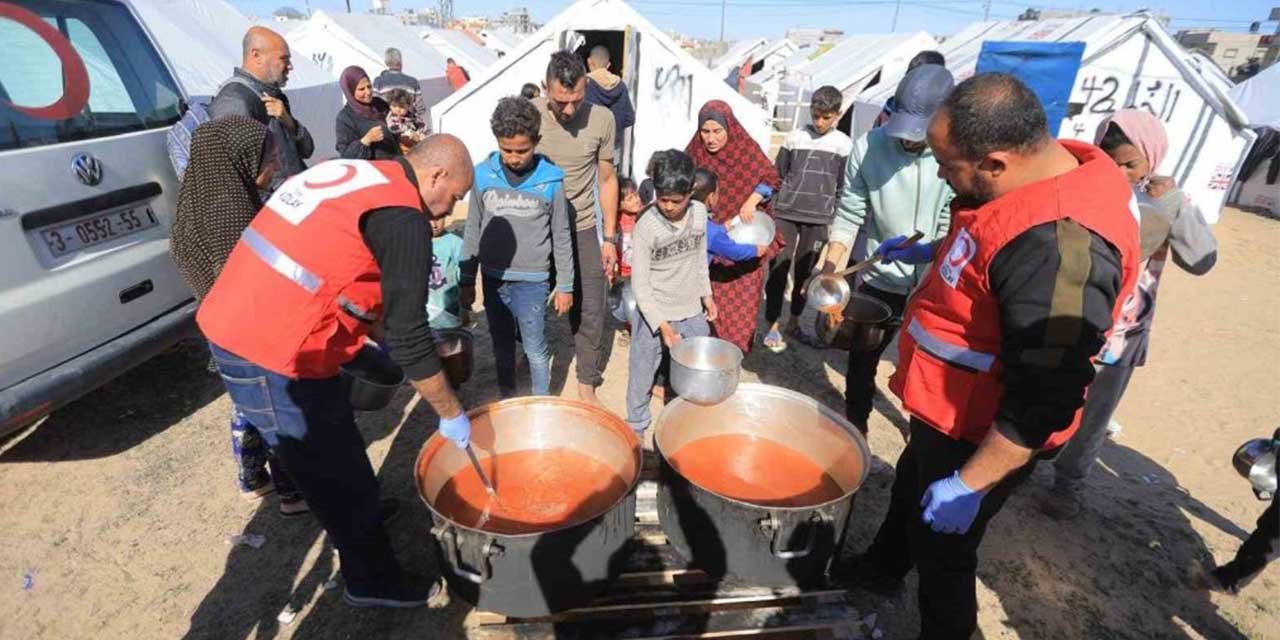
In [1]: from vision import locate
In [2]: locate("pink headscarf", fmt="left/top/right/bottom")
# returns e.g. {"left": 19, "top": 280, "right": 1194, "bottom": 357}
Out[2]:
{"left": 1094, "top": 109, "right": 1168, "bottom": 177}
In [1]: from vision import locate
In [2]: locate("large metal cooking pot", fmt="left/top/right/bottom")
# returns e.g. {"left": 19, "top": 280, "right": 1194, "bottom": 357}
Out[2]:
{"left": 813, "top": 293, "right": 893, "bottom": 352}
{"left": 433, "top": 328, "right": 473, "bottom": 389}
{"left": 727, "top": 213, "right": 776, "bottom": 246}
{"left": 669, "top": 336, "right": 742, "bottom": 406}
{"left": 655, "top": 384, "right": 871, "bottom": 587}
{"left": 339, "top": 343, "right": 404, "bottom": 411}
{"left": 610, "top": 279, "right": 638, "bottom": 323}
{"left": 416, "top": 397, "right": 642, "bottom": 616}
{"left": 1233, "top": 436, "right": 1277, "bottom": 499}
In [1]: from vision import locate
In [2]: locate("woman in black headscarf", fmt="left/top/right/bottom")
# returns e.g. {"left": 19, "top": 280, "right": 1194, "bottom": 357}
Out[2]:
{"left": 335, "top": 65, "right": 401, "bottom": 159}
{"left": 170, "top": 115, "right": 305, "bottom": 514}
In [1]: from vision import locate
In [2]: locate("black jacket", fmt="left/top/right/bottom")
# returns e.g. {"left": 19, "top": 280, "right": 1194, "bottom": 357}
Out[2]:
{"left": 335, "top": 104, "right": 401, "bottom": 160}
{"left": 208, "top": 68, "right": 314, "bottom": 180}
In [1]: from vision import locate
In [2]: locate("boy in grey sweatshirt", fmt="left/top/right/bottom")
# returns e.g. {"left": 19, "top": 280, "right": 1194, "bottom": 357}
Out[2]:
{"left": 461, "top": 97, "right": 575, "bottom": 396}
{"left": 626, "top": 150, "right": 717, "bottom": 435}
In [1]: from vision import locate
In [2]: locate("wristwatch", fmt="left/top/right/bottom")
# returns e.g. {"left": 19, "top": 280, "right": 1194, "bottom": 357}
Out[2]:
{"left": 603, "top": 233, "right": 619, "bottom": 244}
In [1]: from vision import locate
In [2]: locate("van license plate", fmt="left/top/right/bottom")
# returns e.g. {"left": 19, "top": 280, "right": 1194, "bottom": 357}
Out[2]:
{"left": 40, "top": 206, "right": 159, "bottom": 257}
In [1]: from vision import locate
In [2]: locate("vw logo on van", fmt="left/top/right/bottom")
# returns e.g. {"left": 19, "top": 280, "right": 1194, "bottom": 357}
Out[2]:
{"left": 72, "top": 153, "right": 103, "bottom": 186}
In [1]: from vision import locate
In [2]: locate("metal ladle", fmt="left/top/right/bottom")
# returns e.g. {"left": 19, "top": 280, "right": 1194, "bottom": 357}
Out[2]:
{"left": 465, "top": 443, "right": 501, "bottom": 528}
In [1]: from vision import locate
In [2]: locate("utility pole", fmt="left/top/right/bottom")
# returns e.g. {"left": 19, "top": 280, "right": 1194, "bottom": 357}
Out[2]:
{"left": 344, "top": 0, "right": 351, "bottom": 13}
{"left": 983, "top": 0, "right": 991, "bottom": 20}
{"left": 891, "top": 0, "right": 901, "bottom": 32}
{"left": 719, "top": 0, "right": 727, "bottom": 42}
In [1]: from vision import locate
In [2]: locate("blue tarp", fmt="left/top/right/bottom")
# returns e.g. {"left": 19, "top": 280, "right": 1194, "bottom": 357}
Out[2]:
{"left": 976, "top": 41, "right": 1085, "bottom": 138}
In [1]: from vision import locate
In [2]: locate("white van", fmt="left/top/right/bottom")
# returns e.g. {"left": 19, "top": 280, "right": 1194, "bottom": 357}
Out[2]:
{"left": 0, "top": 0, "right": 197, "bottom": 435}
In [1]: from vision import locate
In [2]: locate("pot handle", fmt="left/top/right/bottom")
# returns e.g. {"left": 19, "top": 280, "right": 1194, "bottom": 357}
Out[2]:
{"left": 432, "top": 524, "right": 504, "bottom": 585}
{"left": 759, "top": 512, "right": 831, "bottom": 560}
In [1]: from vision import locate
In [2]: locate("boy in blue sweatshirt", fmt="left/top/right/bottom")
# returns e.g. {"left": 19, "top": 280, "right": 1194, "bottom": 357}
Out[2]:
{"left": 692, "top": 167, "right": 767, "bottom": 263}
{"left": 461, "top": 97, "right": 575, "bottom": 397}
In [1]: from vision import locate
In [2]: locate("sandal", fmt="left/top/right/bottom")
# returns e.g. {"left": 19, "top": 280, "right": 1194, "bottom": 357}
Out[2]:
{"left": 763, "top": 329, "right": 787, "bottom": 353}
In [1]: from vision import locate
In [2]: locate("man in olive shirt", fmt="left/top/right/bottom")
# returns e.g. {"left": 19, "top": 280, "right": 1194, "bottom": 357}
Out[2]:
{"left": 533, "top": 51, "right": 619, "bottom": 405}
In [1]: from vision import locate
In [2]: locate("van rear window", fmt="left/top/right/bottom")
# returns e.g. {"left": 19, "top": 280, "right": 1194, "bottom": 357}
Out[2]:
{"left": 0, "top": 0, "right": 181, "bottom": 152}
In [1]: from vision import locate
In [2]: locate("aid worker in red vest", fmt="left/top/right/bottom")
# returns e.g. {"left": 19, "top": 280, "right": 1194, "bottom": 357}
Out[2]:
{"left": 829, "top": 74, "right": 1140, "bottom": 638}
{"left": 197, "top": 135, "right": 475, "bottom": 609}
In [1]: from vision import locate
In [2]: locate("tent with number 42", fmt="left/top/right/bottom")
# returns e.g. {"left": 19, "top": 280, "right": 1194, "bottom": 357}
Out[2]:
{"left": 850, "top": 12, "right": 1255, "bottom": 223}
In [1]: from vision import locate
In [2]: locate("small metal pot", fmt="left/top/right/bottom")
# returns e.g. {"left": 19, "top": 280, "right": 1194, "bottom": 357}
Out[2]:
{"left": 655, "top": 384, "right": 871, "bottom": 587}
{"left": 610, "top": 279, "right": 638, "bottom": 323}
{"left": 727, "top": 213, "right": 776, "bottom": 246}
{"left": 805, "top": 274, "right": 852, "bottom": 315}
{"left": 813, "top": 293, "right": 893, "bottom": 351}
{"left": 340, "top": 343, "right": 404, "bottom": 411}
{"left": 434, "top": 328, "right": 473, "bottom": 389}
{"left": 416, "top": 398, "right": 641, "bottom": 616}
{"left": 669, "top": 336, "right": 742, "bottom": 406}
{"left": 1233, "top": 437, "right": 1277, "bottom": 499}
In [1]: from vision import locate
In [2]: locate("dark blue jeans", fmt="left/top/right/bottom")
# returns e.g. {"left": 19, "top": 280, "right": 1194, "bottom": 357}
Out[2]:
{"left": 483, "top": 278, "right": 552, "bottom": 395}
{"left": 209, "top": 342, "right": 401, "bottom": 595}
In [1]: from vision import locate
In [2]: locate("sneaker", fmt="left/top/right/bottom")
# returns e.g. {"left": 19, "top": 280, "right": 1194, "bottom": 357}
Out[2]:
{"left": 1189, "top": 563, "right": 1236, "bottom": 594}
{"left": 828, "top": 552, "right": 905, "bottom": 596}
{"left": 279, "top": 495, "right": 310, "bottom": 516}
{"left": 343, "top": 574, "right": 442, "bottom": 609}
{"left": 241, "top": 482, "right": 276, "bottom": 501}
{"left": 1039, "top": 484, "right": 1084, "bottom": 520}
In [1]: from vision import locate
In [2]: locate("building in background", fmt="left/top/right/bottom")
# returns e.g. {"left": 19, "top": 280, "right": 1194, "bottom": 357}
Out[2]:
{"left": 785, "top": 27, "right": 843, "bottom": 48}
{"left": 1176, "top": 29, "right": 1268, "bottom": 78}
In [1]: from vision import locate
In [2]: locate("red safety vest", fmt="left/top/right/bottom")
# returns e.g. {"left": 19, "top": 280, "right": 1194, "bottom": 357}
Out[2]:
{"left": 889, "top": 140, "right": 1140, "bottom": 450}
{"left": 198, "top": 159, "right": 423, "bottom": 378}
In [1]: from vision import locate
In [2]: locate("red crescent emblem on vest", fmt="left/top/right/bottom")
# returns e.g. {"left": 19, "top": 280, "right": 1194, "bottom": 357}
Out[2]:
{"left": 303, "top": 164, "right": 358, "bottom": 189}
{"left": 0, "top": 2, "right": 91, "bottom": 121}
{"left": 948, "top": 235, "right": 974, "bottom": 267}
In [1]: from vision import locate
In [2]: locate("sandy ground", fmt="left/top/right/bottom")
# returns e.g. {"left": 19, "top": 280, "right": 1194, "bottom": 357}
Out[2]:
{"left": 0, "top": 207, "right": 1276, "bottom": 639}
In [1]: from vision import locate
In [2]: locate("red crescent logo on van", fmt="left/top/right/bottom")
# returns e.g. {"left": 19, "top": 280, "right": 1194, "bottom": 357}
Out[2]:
{"left": 0, "top": 2, "right": 91, "bottom": 121}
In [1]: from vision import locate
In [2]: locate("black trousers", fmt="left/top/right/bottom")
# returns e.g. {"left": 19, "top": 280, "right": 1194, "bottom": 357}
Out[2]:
{"left": 569, "top": 228, "right": 609, "bottom": 387}
{"left": 1212, "top": 492, "right": 1279, "bottom": 592}
{"left": 765, "top": 219, "right": 829, "bottom": 323}
{"left": 865, "top": 420, "right": 1037, "bottom": 639}
{"left": 844, "top": 284, "right": 908, "bottom": 428}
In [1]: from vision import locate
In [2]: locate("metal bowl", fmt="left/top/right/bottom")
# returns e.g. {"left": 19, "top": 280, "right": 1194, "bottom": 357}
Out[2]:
{"left": 340, "top": 343, "right": 405, "bottom": 411}
{"left": 1233, "top": 437, "right": 1277, "bottom": 498}
{"left": 669, "top": 336, "right": 743, "bottom": 406}
{"left": 813, "top": 293, "right": 893, "bottom": 351}
{"left": 805, "top": 274, "right": 852, "bottom": 314}
{"left": 610, "top": 279, "right": 638, "bottom": 323}
{"left": 727, "top": 213, "right": 776, "bottom": 246}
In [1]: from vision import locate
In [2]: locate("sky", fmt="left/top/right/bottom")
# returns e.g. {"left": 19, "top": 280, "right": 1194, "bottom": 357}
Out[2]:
{"left": 231, "top": 0, "right": 1278, "bottom": 41}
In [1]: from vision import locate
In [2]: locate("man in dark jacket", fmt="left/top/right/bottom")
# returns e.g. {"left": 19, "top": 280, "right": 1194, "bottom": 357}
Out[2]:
{"left": 583, "top": 45, "right": 635, "bottom": 146}
{"left": 210, "top": 26, "right": 314, "bottom": 188}
{"left": 373, "top": 47, "right": 422, "bottom": 97}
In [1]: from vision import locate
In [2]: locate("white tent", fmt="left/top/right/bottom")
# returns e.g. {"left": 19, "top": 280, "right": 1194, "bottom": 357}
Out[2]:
{"left": 744, "top": 42, "right": 831, "bottom": 111}
{"left": 851, "top": 13, "right": 1256, "bottom": 222}
{"left": 131, "top": 0, "right": 344, "bottom": 160}
{"left": 711, "top": 37, "right": 796, "bottom": 86}
{"left": 709, "top": 38, "right": 766, "bottom": 78}
{"left": 479, "top": 28, "right": 525, "bottom": 58}
{"left": 284, "top": 11, "right": 454, "bottom": 117}
{"left": 420, "top": 28, "right": 498, "bottom": 72}
{"left": 1230, "top": 61, "right": 1280, "bottom": 129}
{"left": 772, "top": 31, "right": 936, "bottom": 132}
{"left": 1228, "top": 63, "right": 1279, "bottom": 216}
{"left": 431, "top": 0, "right": 772, "bottom": 179}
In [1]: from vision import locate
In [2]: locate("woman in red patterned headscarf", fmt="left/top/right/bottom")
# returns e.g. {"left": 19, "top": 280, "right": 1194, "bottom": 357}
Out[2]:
{"left": 685, "top": 100, "right": 783, "bottom": 353}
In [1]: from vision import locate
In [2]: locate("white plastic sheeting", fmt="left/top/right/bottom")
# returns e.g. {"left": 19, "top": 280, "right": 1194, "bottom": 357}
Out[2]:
{"left": 851, "top": 13, "right": 1256, "bottom": 222}
{"left": 1230, "top": 61, "right": 1280, "bottom": 129}
{"left": 419, "top": 27, "right": 498, "bottom": 72}
{"left": 431, "top": 0, "right": 772, "bottom": 180}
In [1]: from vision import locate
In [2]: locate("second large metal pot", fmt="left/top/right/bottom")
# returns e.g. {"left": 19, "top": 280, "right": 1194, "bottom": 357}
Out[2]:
{"left": 655, "top": 384, "right": 871, "bottom": 587}
{"left": 416, "top": 398, "right": 641, "bottom": 616}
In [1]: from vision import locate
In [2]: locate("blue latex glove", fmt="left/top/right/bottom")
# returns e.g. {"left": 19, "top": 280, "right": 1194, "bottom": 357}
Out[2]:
{"left": 921, "top": 471, "right": 986, "bottom": 534}
{"left": 438, "top": 412, "right": 471, "bottom": 449}
{"left": 875, "top": 235, "right": 934, "bottom": 265}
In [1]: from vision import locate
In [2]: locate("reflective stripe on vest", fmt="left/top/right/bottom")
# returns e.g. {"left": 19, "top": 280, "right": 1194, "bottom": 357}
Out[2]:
{"left": 907, "top": 318, "right": 996, "bottom": 373}
{"left": 241, "top": 226, "right": 324, "bottom": 294}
